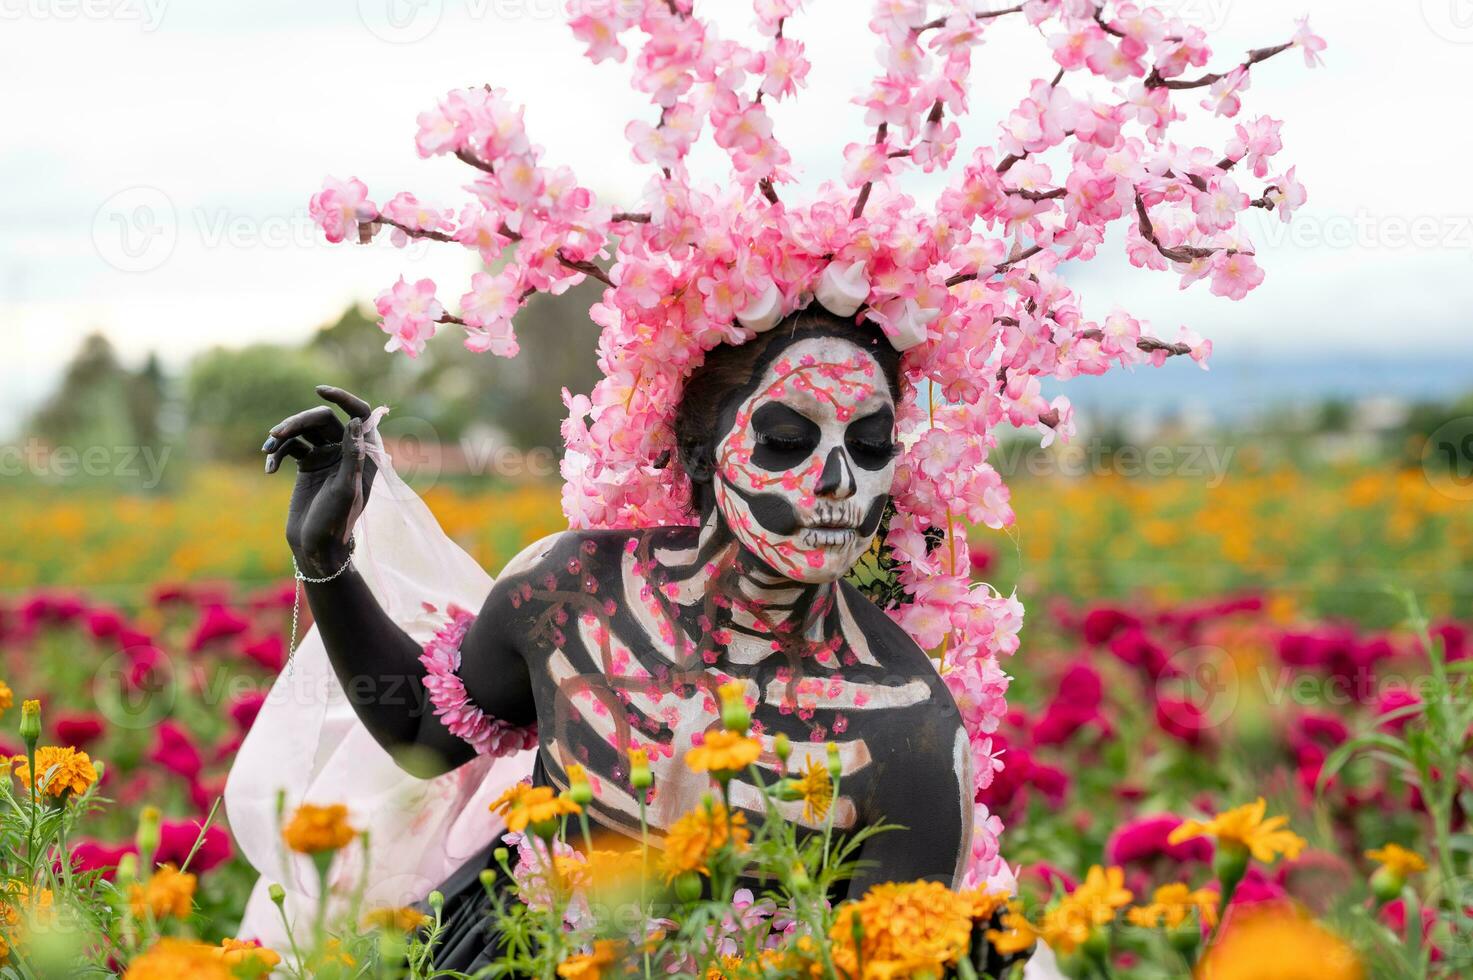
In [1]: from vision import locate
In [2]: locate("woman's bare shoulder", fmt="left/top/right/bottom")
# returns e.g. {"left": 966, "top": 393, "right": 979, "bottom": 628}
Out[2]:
{"left": 493, "top": 525, "right": 698, "bottom": 581}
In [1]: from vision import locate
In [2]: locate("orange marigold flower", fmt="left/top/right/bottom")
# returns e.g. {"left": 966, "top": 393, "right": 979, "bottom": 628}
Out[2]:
{"left": 214, "top": 937, "right": 282, "bottom": 970}
{"left": 129, "top": 865, "right": 197, "bottom": 920}
{"left": 830, "top": 880, "right": 975, "bottom": 979}
{"left": 660, "top": 802, "right": 749, "bottom": 882}
{"left": 1197, "top": 905, "right": 1363, "bottom": 980}
{"left": 362, "top": 906, "right": 431, "bottom": 932}
{"left": 282, "top": 803, "right": 357, "bottom": 854}
{"left": 12, "top": 746, "right": 98, "bottom": 798}
{"left": 986, "top": 900, "right": 1039, "bottom": 957}
{"left": 684, "top": 730, "right": 761, "bottom": 775}
{"left": 123, "top": 939, "right": 232, "bottom": 980}
{"left": 493, "top": 784, "right": 580, "bottom": 833}
{"left": 1068, "top": 865, "right": 1134, "bottom": 926}
{"left": 0, "top": 679, "right": 13, "bottom": 715}
{"left": 556, "top": 939, "right": 623, "bottom": 979}
{"left": 960, "top": 888, "right": 1012, "bottom": 925}
{"left": 1167, "top": 798, "right": 1307, "bottom": 865}
{"left": 1365, "top": 843, "right": 1427, "bottom": 877}
{"left": 1126, "top": 882, "right": 1219, "bottom": 929}
{"left": 793, "top": 755, "right": 834, "bottom": 823}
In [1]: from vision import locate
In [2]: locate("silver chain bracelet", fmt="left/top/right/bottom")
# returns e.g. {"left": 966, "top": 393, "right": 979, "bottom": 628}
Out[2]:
{"left": 287, "top": 547, "right": 355, "bottom": 672}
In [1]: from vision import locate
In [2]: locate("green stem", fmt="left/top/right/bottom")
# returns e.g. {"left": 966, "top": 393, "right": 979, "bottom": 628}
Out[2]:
{"left": 639, "top": 797, "right": 652, "bottom": 980}
{"left": 24, "top": 745, "right": 38, "bottom": 876}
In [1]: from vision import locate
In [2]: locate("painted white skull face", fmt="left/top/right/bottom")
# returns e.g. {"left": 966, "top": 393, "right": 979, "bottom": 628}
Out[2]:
{"left": 713, "top": 336, "right": 898, "bottom": 584}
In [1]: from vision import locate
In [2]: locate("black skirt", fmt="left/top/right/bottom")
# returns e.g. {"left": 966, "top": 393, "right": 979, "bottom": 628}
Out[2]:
{"left": 424, "top": 834, "right": 519, "bottom": 973}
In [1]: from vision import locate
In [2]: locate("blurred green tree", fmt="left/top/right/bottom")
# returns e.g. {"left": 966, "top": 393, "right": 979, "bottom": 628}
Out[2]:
{"left": 185, "top": 344, "right": 333, "bottom": 461}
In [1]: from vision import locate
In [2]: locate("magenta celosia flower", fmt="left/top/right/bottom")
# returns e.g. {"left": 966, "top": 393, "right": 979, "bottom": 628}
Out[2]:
{"left": 1081, "top": 605, "right": 1141, "bottom": 646}
{"left": 229, "top": 692, "right": 266, "bottom": 733}
{"left": 188, "top": 604, "right": 250, "bottom": 653}
{"left": 158, "top": 818, "right": 233, "bottom": 872}
{"left": 53, "top": 712, "right": 106, "bottom": 749}
{"left": 148, "top": 720, "right": 203, "bottom": 781}
{"left": 84, "top": 607, "right": 125, "bottom": 640}
{"left": 1155, "top": 696, "right": 1210, "bottom": 747}
{"left": 1376, "top": 688, "right": 1422, "bottom": 734}
{"left": 1106, "top": 814, "right": 1211, "bottom": 866}
{"left": 240, "top": 635, "right": 285, "bottom": 673}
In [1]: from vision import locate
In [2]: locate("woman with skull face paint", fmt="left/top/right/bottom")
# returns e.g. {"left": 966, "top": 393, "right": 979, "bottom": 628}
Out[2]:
{"left": 256, "top": 308, "right": 975, "bottom": 971}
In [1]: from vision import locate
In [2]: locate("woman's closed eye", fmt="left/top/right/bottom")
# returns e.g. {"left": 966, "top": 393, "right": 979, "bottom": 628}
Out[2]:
{"left": 750, "top": 403, "right": 821, "bottom": 465}
{"left": 845, "top": 408, "right": 898, "bottom": 467}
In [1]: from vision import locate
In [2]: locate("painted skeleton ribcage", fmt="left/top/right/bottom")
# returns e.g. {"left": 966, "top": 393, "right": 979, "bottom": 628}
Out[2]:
{"left": 512, "top": 529, "right": 946, "bottom": 844}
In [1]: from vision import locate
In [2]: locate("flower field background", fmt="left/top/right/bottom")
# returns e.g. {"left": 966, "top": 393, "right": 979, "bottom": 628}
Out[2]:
{"left": 2, "top": 458, "right": 1472, "bottom": 976}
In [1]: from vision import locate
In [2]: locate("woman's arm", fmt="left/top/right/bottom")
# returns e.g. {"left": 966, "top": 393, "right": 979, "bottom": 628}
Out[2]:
{"left": 264, "top": 386, "right": 535, "bottom": 778}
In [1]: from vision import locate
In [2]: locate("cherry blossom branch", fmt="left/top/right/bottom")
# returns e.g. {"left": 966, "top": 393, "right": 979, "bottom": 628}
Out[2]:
{"left": 915, "top": 3, "right": 1026, "bottom": 33}
{"left": 1146, "top": 41, "right": 1294, "bottom": 90}
{"left": 944, "top": 243, "right": 1045, "bottom": 287}
{"left": 1078, "top": 328, "right": 1193, "bottom": 358}
{"left": 1134, "top": 192, "right": 1237, "bottom": 263}
{"left": 1008, "top": 187, "right": 1067, "bottom": 202}
{"left": 852, "top": 123, "right": 887, "bottom": 220}
{"left": 373, "top": 216, "right": 615, "bottom": 287}
{"left": 454, "top": 149, "right": 496, "bottom": 174}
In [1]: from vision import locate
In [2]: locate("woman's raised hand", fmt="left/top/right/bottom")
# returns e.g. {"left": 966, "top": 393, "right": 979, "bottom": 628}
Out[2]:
{"left": 262, "top": 385, "right": 378, "bottom": 576}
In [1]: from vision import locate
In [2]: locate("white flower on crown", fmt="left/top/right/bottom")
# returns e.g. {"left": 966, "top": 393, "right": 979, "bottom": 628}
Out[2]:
{"left": 814, "top": 259, "right": 870, "bottom": 317}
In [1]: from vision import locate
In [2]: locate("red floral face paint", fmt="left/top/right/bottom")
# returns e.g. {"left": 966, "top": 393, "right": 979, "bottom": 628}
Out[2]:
{"left": 714, "top": 336, "right": 897, "bottom": 583}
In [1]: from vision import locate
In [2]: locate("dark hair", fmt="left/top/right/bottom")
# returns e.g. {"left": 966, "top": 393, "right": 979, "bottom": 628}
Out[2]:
{"left": 673, "top": 307, "right": 903, "bottom": 517}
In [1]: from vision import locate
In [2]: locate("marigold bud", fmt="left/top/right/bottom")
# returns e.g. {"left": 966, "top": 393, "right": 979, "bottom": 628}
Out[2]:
{"left": 718, "top": 681, "right": 750, "bottom": 733}
{"left": 1370, "top": 865, "right": 1405, "bottom": 904}
{"left": 566, "top": 764, "right": 594, "bottom": 806}
{"left": 20, "top": 699, "right": 41, "bottom": 746}
{"left": 630, "top": 748, "right": 652, "bottom": 790}
{"left": 673, "top": 870, "right": 703, "bottom": 903}
{"left": 268, "top": 883, "right": 287, "bottom": 906}
{"left": 136, "top": 805, "right": 162, "bottom": 859}
{"left": 773, "top": 732, "right": 791, "bottom": 763}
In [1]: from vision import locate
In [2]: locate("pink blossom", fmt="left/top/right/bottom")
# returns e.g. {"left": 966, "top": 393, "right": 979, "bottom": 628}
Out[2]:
{"left": 758, "top": 37, "right": 810, "bottom": 100}
{"left": 380, "top": 192, "right": 454, "bottom": 248}
{"left": 1226, "top": 115, "right": 1284, "bottom": 179}
{"left": 374, "top": 277, "right": 445, "bottom": 358}
{"left": 1208, "top": 251, "right": 1264, "bottom": 301}
{"left": 459, "top": 269, "right": 524, "bottom": 357}
{"left": 1265, "top": 166, "right": 1307, "bottom": 222}
{"left": 308, "top": 177, "right": 374, "bottom": 245}
{"left": 1292, "top": 17, "right": 1327, "bottom": 68}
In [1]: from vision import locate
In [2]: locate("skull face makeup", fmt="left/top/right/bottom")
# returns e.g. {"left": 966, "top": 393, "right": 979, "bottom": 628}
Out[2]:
{"left": 712, "top": 336, "right": 898, "bottom": 584}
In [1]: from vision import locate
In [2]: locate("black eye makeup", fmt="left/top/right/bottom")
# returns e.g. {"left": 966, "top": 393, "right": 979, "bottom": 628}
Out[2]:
{"left": 845, "top": 407, "right": 898, "bottom": 469}
{"left": 750, "top": 402, "right": 820, "bottom": 470}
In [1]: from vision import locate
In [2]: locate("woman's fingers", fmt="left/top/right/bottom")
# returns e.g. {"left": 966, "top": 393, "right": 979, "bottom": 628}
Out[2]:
{"left": 264, "top": 436, "right": 313, "bottom": 474}
{"left": 325, "top": 419, "right": 368, "bottom": 540}
{"left": 317, "top": 385, "right": 373, "bottom": 421}
{"left": 266, "top": 405, "right": 343, "bottom": 447}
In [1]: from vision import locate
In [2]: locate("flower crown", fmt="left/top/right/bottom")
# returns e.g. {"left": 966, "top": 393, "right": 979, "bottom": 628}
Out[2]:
{"left": 309, "top": 0, "right": 1323, "bottom": 887}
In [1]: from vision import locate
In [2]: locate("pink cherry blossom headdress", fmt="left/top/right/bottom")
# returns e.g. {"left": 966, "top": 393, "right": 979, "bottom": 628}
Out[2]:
{"left": 310, "top": 0, "right": 1323, "bottom": 886}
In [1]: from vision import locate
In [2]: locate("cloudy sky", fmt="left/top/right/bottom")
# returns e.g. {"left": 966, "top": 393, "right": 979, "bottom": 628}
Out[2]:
{"left": 2, "top": 0, "right": 1471, "bottom": 426}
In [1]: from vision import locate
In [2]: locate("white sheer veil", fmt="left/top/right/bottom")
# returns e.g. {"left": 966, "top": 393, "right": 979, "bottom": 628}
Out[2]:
{"left": 224, "top": 431, "right": 535, "bottom": 946}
